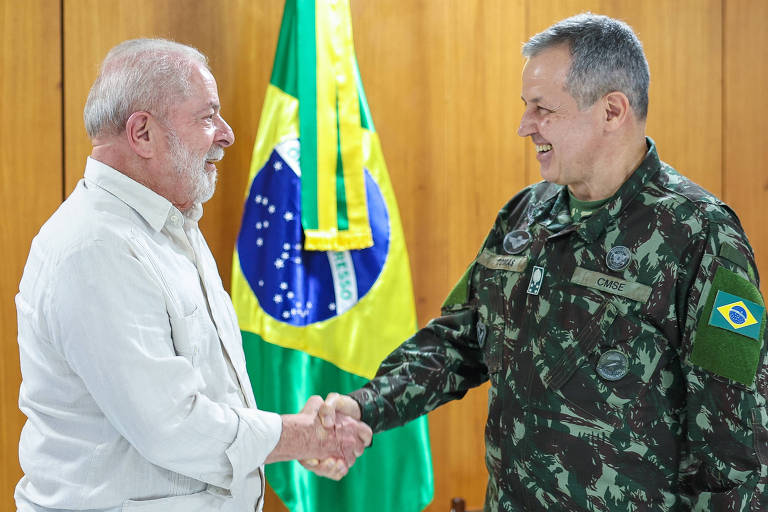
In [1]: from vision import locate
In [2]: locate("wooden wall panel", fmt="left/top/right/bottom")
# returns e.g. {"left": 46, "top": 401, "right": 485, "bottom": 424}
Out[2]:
{"left": 0, "top": 1, "right": 62, "bottom": 507}
{"left": 62, "top": 0, "right": 286, "bottom": 291}
{"left": 350, "top": 3, "right": 526, "bottom": 507}
{"left": 0, "top": 2, "right": 760, "bottom": 512}
{"left": 525, "top": 0, "right": 723, "bottom": 195}
{"left": 724, "top": 0, "right": 768, "bottom": 291}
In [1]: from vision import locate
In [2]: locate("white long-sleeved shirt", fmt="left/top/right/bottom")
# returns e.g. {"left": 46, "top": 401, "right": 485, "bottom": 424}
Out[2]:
{"left": 15, "top": 157, "right": 281, "bottom": 512}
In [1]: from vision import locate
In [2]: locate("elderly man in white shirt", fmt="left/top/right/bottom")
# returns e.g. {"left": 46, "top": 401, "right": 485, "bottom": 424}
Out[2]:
{"left": 14, "top": 38, "right": 370, "bottom": 512}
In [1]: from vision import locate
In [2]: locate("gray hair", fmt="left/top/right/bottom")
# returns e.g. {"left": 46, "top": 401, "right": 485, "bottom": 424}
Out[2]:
{"left": 522, "top": 13, "right": 650, "bottom": 119}
{"left": 83, "top": 38, "right": 209, "bottom": 138}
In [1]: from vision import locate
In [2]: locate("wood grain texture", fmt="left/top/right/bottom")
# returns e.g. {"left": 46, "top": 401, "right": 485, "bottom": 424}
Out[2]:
{"left": 525, "top": 0, "right": 723, "bottom": 196}
{"left": 349, "top": 2, "right": 526, "bottom": 508}
{"left": 2, "top": 2, "right": 764, "bottom": 512}
{"left": 724, "top": 0, "right": 768, "bottom": 292}
{"left": 0, "top": 0, "right": 62, "bottom": 506}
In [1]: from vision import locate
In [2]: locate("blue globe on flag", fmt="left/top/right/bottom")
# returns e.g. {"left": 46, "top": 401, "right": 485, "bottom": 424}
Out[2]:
{"left": 237, "top": 139, "right": 390, "bottom": 326}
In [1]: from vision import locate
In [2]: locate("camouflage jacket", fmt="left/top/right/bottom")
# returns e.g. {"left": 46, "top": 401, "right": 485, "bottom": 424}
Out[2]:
{"left": 350, "top": 140, "right": 768, "bottom": 511}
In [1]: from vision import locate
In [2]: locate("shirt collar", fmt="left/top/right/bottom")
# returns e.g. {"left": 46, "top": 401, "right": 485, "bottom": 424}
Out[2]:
{"left": 531, "top": 137, "right": 661, "bottom": 243}
{"left": 83, "top": 157, "right": 203, "bottom": 230}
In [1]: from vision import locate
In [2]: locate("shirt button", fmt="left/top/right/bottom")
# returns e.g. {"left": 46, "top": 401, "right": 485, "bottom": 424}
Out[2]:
{"left": 170, "top": 214, "right": 179, "bottom": 224}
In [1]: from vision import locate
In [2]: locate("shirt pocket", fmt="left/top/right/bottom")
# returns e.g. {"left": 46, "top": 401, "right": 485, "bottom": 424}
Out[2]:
{"left": 473, "top": 254, "right": 527, "bottom": 374}
{"left": 121, "top": 487, "right": 226, "bottom": 511}
{"left": 544, "top": 301, "right": 671, "bottom": 430}
{"left": 168, "top": 307, "right": 207, "bottom": 368}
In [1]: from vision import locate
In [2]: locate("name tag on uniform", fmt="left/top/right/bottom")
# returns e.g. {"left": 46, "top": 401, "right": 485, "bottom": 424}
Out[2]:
{"left": 476, "top": 250, "right": 528, "bottom": 272}
{"left": 571, "top": 267, "right": 652, "bottom": 303}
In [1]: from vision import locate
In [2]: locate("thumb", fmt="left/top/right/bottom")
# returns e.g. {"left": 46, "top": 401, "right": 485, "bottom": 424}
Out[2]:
{"left": 301, "top": 395, "right": 323, "bottom": 415}
{"left": 326, "top": 393, "right": 361, "bottom": 420}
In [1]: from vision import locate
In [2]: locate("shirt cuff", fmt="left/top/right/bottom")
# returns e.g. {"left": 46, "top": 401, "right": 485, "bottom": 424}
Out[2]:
{"left": 348, "top": 388, "right": 380, "bottom": 432}
{"left": 226, "top": 408, "right": 282, "bottom": 484}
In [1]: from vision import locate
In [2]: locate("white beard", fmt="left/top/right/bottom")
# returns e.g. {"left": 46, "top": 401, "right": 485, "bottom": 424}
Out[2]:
{"left": 166, "top": 129, "right": 223, "bottom": 205}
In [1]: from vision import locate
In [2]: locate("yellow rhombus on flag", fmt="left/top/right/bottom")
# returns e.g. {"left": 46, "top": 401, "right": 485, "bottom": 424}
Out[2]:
{"left": 230, "top": 1, "right": 434, "bottom": 511}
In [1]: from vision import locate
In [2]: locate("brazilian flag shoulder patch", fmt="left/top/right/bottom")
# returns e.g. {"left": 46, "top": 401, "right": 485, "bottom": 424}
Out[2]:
{"left": 691, "top": 266, "right": 766, "bottom": 386}
{"left": 709, "top": 290, "right": 764, "bottom": 340}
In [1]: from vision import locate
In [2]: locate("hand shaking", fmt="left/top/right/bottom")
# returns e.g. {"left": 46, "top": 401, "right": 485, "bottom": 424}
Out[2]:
{"left": 299, "top": 392, "right": 365, "bottom": 480}
{"left": 266, "top": 394, "right": 371, "bottom": 480}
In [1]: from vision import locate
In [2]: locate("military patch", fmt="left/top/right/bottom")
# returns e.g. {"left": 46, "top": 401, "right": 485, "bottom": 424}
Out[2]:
{"left": 606, "top": 246, "right": 631, "bottom": 271}
{"left": 476, "top": 250, "right": 528, "bottom": 272}
{"left": 570, "top": 267, "right": 652, "bottom": 303}
{"left": 708, "top": 290, "right": 764, "bottom": 340}
{"left": 596, "top": 349, "right": 629, "bottom": 381}
{"left": 690, "top": 266, "right": 766, "bottom": 386}
{"left": 503, "top": 230, "right": 531, "bottom": 254}
{"left": 476, "top": 321, "right": 487, "bottom": 348}
{"left": 527, "top": 266, "right": 545, "bottom": 295}
{"left": 441, "top": 264, "right": 473, "bottom": 310}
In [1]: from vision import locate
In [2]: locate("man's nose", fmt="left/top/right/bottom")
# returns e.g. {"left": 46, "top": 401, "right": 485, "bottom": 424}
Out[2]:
{"left": 517, "top": 110, "right": 535, "bottom": 138}
{"left": 216, "top": 116, "right": 235, "bottom": 147}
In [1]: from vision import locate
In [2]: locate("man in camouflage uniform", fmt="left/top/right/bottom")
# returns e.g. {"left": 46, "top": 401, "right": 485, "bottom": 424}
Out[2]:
{"left": 311, "top": 13, "right": 768, "bottom": 511}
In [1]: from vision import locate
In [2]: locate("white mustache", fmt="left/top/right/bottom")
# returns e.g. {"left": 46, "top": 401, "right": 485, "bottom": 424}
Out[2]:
{"left": 206, "top": 145, "right": 224, "bottom": 162}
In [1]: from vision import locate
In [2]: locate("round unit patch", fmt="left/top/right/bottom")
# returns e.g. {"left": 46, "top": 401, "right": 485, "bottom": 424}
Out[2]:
{"left": 596, "top": 349, "right": 629, "bottom": 381}
{"left": 503, "top": 230, "right": 531, "bottom": 255}
{"left": 606, "top": 245, "right": 631, "bottom": 271}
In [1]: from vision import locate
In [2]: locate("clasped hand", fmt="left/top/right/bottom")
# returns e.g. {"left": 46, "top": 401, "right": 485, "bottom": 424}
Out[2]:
{"left": 298, "top": 392, "right": 367, "bottom": 480}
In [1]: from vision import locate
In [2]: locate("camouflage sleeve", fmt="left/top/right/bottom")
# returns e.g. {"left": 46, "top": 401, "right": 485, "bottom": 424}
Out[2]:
{"left": 677, "top": 209, "right": 768, "bottom": 510}
{"left": 348, "top": 211, "right": 506, "bottom": 434}
{"left": 348, "top": 295, "right": 487, "bottom": 433}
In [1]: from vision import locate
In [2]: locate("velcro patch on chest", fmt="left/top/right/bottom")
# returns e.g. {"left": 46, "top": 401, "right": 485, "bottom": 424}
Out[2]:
{"left": 690, "top": 266, "right": 765, "bottom": 386}
{"left": 570, "top": 267, "right": 652, "bottom": 302}
{"left": 476, "top": 250, "right": 528, "bottom": 272}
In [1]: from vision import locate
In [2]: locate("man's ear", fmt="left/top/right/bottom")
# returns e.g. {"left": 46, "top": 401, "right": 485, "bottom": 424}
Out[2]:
{"left": 603, "top": 91, "right": 631, "bottom": 132}
{"left": 125, "top": 111, "right": 157, "bottom": 158}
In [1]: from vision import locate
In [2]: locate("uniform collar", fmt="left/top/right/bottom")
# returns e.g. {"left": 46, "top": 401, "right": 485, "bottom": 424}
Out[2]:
{"left": 83, "top": 157, "right": 203, "bottom": 231}
{"left": 530, "top": 137, "right": 661, "bottom": 243}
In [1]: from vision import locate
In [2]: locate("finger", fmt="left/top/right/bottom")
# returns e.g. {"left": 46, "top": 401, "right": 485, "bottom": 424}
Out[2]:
{"left": 336, "top": 415, "right": 372, "bottom": 454}
{"left": 332, "top": 459, "right": 349, "bottom": 480}
{"left": 300, "top": 395, "right": 323, "bottom": 415}
{"left": 300, "top": 457, "right": 347, "bottom": 480}
{"left": 328, "top": 394, "right": 362, "bottom": 420}
{"left": 355, "top": 420, "right": 373, "bottom": 449}
{"left": 335, "top": 421, "right": 364, "bottom": 467}
{"left": 318, "top": 404, "right": 336, "bottom": 429}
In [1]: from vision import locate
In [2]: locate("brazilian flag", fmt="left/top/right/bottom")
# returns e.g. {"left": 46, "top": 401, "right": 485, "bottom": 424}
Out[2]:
{"left": 230, "top": 1, "right": 434, "bottom": 511}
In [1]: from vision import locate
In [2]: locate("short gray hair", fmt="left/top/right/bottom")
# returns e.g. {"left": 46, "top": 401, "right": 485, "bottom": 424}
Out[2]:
{"left": 522, "top": 13, "right": 650, "bottom": 119}
{"left": 83, "top": 38, "right": 209, "bottom": 138}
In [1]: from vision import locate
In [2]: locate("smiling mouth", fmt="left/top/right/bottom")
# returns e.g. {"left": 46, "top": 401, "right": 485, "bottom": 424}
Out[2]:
{"left": 536, "top": 144, "right": 552, "bottom": 153}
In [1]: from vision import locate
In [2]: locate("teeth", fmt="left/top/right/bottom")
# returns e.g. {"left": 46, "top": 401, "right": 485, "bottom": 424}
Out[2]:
{"left": 536, "top": 144, "right": 552, "bottom": 153}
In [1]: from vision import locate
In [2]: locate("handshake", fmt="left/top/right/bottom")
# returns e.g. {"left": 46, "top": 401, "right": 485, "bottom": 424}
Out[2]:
{"left": 265, "top": 392, "right": 370, "bottom": 480}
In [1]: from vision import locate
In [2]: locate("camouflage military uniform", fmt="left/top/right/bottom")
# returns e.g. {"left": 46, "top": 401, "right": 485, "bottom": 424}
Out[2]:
{"left": 350, "top": 139, "right": 768, "bottom": 511}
